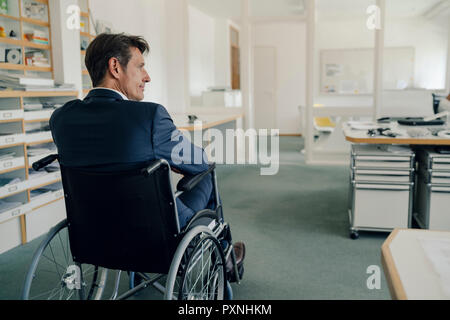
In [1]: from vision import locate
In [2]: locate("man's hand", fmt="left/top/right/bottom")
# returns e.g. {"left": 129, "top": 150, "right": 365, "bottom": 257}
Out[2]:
{"left": 171, "top": 167, "right": 182, "bottom": 174}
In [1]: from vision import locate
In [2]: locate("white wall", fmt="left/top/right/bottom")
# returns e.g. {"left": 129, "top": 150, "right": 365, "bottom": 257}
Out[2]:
{"left": 189, "top": 5, "right": 216, "bottom": 98}
{"left": 89, "top": 0, "right": 179, "bottom": 111}
{"left": 214, "top": 18, "right": 232, "bottom": 89}
{"left": 253, "top": 22, "right": 306, "bottom": 134}
{"left": 165, "top": 0, "right": 190, "bottom": 113}
{"left": 188, "top": 7, "right": 235, "bottom": 107}
{"left": 385, "top": 17, "right": 449, "bottom": 90}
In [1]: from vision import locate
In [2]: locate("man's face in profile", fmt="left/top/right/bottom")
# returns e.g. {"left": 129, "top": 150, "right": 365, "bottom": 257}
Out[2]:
{"left": 119, "top": 47, "right": 151, "bottom": 101}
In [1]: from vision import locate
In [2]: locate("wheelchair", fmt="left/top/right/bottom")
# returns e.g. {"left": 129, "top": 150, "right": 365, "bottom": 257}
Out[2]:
{"left": 21, "top": 155, "right": 242, "bottom": 300}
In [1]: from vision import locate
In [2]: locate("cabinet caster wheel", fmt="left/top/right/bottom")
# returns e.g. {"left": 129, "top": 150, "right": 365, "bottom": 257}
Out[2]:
{"left": 350, "top": 231, "right": 359, "bottom": 240}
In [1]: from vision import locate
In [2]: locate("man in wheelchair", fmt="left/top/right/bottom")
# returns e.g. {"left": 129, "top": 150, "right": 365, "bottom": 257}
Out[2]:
{"left": 22, "top": 33, "right": 244, "bottom": 300}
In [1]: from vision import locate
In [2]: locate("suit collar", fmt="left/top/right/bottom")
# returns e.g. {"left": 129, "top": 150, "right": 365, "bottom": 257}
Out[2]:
{"left": 85, "top": 88, "right": 126, "bottom": 101}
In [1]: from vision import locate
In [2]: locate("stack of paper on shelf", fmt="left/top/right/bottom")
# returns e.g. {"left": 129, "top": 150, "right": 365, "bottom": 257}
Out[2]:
{"left": 0, "top": 177, "right": 21, "bottom": 188}
{"left": 25, "top": 50, "right": 50, "bottom": 68}
{"left": 0, "top": 199, "right": 23, "bottom": 214}
{"left": 0, "top": 72, "right": 77, "bottom": 92}
{"left": 0, "top": 72, "right": 54, "bottom": 90}
{"left": 0, "top": 152, "right": 16, "bottom": 161}
{"left": 24, "top": 30, "right": 49, "bottom": 45}
{"left": 28, "top": 171, "right": 47, "bottom": 180}
{"left": 25, "top": 122, "right": 50, "bottom": 133}
{"left": 24, "top": 83, "right": 77, "bottom": 92}
{"left": 22, "top": 2, "right": 46, "bottom": 20}
{"left": 30, "top": 189, "right": 52, "bottom": 200}
{"left": 24, "top": 102, "right": 62, "bottom": 111}
{"left": 28, "top": 145, "right": 56, "bottom": 156}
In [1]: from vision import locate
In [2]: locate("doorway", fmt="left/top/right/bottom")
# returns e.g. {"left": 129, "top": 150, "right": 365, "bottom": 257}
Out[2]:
{"left": 230, "top": 26, "right": 241, "bottom": 90}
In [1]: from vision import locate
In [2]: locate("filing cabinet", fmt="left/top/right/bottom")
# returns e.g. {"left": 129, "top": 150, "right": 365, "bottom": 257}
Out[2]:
{"left": 348, "top": 144, "right": 415, "bottom": 239}
{"left": 414, "top": 148, "right": 450, "bottom": 231}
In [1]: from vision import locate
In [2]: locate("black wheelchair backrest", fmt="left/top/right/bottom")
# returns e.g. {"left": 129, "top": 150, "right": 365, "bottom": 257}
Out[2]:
{"left": 59, "top": 160, "right": 180, "bottom": 274}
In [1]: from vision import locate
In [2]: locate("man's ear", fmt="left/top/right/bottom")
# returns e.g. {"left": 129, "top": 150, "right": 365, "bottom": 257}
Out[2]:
{"left": 108, "top": 57, "right": 122, "bottom": 80}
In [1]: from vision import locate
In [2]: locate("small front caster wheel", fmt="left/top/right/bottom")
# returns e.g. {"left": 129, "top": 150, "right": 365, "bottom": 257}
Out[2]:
{"left": 350, "top": 231, "right": 359, "bottom": 240}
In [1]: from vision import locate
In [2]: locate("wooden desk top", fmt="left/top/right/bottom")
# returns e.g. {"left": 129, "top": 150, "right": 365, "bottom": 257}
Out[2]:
{"left": 173, "top": 113, "right": 244, "bottom": 131}
{"left": 343, "top": 122, "right": 450, "bottom": 145}
{"left": 381, "top": 228, "right": 450, "bottom": 300}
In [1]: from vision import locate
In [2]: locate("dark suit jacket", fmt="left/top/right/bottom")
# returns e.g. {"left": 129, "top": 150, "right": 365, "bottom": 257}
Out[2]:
{"left": 49, "top": 88, "right": 209, "bottom": 175}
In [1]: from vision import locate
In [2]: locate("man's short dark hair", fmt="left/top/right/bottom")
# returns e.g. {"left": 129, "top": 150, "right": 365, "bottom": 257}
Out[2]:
{"left": 85, "top": 33, "right": 150, "bottom": 87}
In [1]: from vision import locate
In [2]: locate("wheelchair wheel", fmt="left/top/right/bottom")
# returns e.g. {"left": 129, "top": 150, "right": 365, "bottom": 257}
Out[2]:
{"left": 22, "top": 219, "right": 108, "bottom": 300}
{"left": 165, "top": 226, "right": 226, "bottom": 300}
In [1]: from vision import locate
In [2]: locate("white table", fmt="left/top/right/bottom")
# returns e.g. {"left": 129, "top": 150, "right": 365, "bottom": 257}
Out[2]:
{"left": 381, "top": 228, "right": 450, "bottom": 300}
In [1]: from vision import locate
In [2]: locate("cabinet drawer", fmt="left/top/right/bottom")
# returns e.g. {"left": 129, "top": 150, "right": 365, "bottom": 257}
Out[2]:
{"left": 0, "top": 181, "right": 28, "bottom": 198}
{"left": 0, "top": 203, "right": 31, "bottom": 224}
{"left": 428, "top": 186, "right": 450, "bottom": 231}
{"left": 0, "top": 133, "right": 25, "bottom": 147}
{"left": 353, "top": 159, "right": 412, "bottom": 169}
{"left": 0, "top": 157, "right": 25, "bottom": 172}
{"left": 0, "top": 110, "right": 24, "bottom": 121}
{"left": 353, "top": 168, "right": 412, "bottom": 183}
{"left": 351, "top": 182, "right": 412, "bottom": 229}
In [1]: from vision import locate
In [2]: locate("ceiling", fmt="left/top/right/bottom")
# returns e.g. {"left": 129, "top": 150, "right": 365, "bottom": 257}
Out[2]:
{"left": 188, "top": 0, "right": 305, "bottom": 19}
{"left": 316, "top": 0, "right": 448, "bottom": 19}
{"left": 189, "top": 0, "right": 450, "bottom": 20}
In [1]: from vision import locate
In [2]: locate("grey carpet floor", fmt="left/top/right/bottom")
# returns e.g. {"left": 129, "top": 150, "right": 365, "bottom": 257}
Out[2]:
{"left": 0, "top": 137, "right": 391, "bottom": 300}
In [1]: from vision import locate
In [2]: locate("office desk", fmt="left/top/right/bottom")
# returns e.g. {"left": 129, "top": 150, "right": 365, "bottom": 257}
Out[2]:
{"left": 344, "top": 122, "right": 450, "bottom": 238}
{"left": 343, "top": 122, "right": 450, "bottom": 145}
{"left": 173, "top": 113, "right": 244, "bottom": 132}
{"left": 381, "top": 228, "right": 450, "bottom": 300}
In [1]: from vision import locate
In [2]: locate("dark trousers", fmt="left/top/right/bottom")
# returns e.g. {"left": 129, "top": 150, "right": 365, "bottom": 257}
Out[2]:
{"left": 176, "top": 173, "right": 214, "bottom": 228}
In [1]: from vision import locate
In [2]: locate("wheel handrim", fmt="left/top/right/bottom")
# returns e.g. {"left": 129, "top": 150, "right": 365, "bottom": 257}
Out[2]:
{"left": 179, "top": 235, "right": 225, "bottom": 300}
{"left": 23, "top": 223, "right": 104, "bottom": 300}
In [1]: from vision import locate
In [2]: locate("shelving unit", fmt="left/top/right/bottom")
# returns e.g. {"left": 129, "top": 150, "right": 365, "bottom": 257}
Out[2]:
{"left": 0, "top": 0, "right": 78, "bottom": 254}
{"left": 79, "top": 0, "right": 95, "bottom": 96}
{"left": 0, "top": 91, "right": 77, "bottom": 253}
{"left": 0, "top": 0, "right": 53, "bottom": 78}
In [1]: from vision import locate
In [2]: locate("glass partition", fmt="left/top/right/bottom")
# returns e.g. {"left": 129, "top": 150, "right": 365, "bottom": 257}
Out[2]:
{"left": 306, "top": 0, "right": 376, "bottom": 164}
{"left": 381, "top": 0, "right": 450, "bottom": 117}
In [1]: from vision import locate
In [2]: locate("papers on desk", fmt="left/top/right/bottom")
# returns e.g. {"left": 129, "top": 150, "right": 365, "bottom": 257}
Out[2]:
{"left": 347, "top": 121, "right": 381, "bottom": 130}
{"left": 418, "top": 237, "right": 450, "bottom": 298}
{"left": 438, "top": 130, "right": 450, "bottom": 139}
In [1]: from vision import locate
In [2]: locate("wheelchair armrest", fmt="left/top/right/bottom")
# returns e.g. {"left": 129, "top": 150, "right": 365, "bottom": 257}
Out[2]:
{"left": 177, "top": 163, "right": 216, "bottom": 192}
{"left": 143, "top": 159, "right": 170, "bottom": 177}
{"left": 32, "top": 154, "right": 59, "bottom": 171}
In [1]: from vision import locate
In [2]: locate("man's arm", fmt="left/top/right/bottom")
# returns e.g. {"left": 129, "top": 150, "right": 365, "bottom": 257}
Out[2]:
{"left": 152, "top": 105, "right": 209, "bottom": 175}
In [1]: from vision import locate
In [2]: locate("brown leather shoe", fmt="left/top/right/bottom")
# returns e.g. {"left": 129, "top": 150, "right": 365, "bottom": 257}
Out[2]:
{"left": 233, "top": 242, "right": 246, "bottom": 265}
{"left": 226, "top": 242, "right": 246, "bottom": 274}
